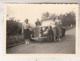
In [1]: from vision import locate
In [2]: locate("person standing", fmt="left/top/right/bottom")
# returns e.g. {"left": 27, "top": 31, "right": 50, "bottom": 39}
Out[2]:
{"left": 51, "top": 20, "right": 57, "bottom": 41}
{"left": 22, "top": 19, "right": 31, "bottom": 44}
{"left": 55, "top": 17, "right": 62, "bottom": 41}
{"left": 34, "top": 19, "right": 41, "bottom": 38}
{"left": 35, "top": 19, "right": 41, "bottom": 26}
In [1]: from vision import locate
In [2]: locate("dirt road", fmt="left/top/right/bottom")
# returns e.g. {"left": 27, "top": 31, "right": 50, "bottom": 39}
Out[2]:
{"left": 7, "top": 28, "right": 75, "bottom": 54}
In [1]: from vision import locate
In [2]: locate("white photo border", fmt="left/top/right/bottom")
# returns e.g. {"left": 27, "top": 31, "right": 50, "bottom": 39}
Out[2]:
{"left": 4, "top": 2, "right": 80, "bottom": 57}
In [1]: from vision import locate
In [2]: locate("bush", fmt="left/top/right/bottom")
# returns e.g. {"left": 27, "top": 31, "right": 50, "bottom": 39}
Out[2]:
{"left": 6, "top": 19, "right": 23, "bottom": 47}
{"left": 6, "top": 35, "right": 24, "bottom": 48}
{"left": 61, "top": 12, "right": 76, "bottom": 27}
{"left": 7, "top": 19, "right": 22, "bottom": 36}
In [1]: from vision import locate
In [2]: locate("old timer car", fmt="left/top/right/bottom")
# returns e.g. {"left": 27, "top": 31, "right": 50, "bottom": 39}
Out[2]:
{"left": 31, "top": 20, "right": 66, "bottom": 42}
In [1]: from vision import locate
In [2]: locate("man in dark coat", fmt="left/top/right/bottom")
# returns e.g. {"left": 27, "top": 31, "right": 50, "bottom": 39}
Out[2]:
{"left": 35, "top": 19, "right": 41, "bottom": 26}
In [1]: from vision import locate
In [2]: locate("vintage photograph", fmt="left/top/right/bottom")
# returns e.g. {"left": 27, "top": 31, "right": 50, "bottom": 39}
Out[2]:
{"left": 5, "top": 3, "right": 78, "bottom": 54}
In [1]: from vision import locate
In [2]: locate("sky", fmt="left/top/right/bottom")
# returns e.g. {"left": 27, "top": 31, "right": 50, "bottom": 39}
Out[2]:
{"left": 6, "top": 4, "right": 78, "bottom": 26}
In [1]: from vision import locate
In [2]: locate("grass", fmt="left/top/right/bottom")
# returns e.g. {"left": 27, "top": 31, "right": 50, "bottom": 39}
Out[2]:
{"left": 6, "top": 35, "right": 24, "bottom": 48}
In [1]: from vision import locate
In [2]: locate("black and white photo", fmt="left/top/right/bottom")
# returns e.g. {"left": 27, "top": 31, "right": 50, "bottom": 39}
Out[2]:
{"left": 5, "top": 3, "right": 78, "bottom": 54}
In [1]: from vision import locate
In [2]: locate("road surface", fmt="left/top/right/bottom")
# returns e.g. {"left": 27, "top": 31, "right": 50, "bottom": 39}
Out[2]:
{"left": 7, "top": 28, "right": 75, "bottom": 54}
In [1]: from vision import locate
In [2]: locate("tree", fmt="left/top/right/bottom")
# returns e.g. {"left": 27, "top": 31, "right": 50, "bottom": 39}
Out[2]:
{"left": 41, "top": 12, "right": 50, "bottom": 20}
{"left": 41, "top": 12, "right": 56, "bottom": 21}
{"left": 49, "top": 13, "right": 57, "bottom": 20}
{"left": 61, "top": 12, "right": 76, "bottom": 27}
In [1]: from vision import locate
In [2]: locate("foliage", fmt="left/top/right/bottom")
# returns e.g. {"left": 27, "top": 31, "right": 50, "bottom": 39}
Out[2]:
{"left": 41, "top": 12, "right": 56, "bottom": 21}
{"left": 61, "top": 12, "right": 76, "bottom": 26}
{"left": 7, "top": 19, "right": 22, "bottom": 36}
{"left": 41, "top": 11, "right": 76, "bottom": 27}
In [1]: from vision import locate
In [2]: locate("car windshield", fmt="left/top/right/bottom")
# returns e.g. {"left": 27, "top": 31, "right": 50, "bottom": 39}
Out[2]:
{"left": 42, "top": 20, "right": 53, "bottom": 27}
